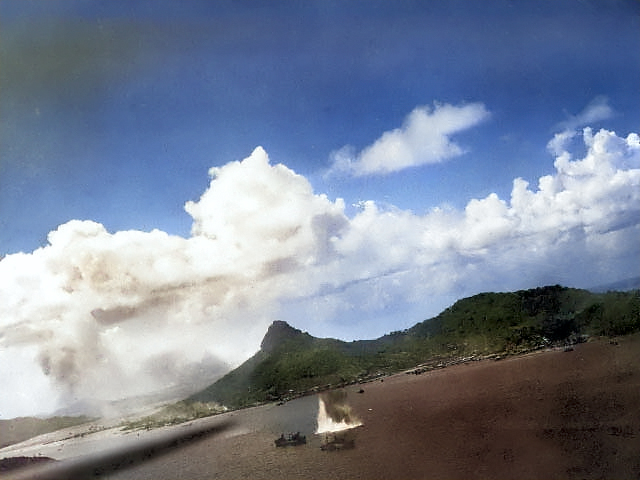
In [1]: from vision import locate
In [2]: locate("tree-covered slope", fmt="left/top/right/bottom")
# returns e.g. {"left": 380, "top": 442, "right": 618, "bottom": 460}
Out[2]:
{"left": 188, "top": 321, "right": 370, "bottom": 407}
{"left": 188, "top": 286, "right": 640, "bottom": 409}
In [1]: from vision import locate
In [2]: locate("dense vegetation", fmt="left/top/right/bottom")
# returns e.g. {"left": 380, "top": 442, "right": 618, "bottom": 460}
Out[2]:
{"left": 188, "top": 286, "right": 640, "bottom": 409}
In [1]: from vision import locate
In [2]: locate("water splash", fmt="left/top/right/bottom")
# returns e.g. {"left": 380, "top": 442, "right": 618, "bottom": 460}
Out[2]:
{"left": 315, "top": 391, "right": 362, "bottom": 434}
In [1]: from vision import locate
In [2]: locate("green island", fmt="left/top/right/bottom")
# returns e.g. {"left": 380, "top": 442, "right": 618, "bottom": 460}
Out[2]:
{"left": 186, "top": 285, "right": 640, "bottom": 410}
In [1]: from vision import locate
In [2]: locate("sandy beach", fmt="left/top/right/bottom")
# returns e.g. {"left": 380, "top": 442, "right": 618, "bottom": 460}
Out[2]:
{"left": 5, "top": 334, "right": 639, "bottom": 479}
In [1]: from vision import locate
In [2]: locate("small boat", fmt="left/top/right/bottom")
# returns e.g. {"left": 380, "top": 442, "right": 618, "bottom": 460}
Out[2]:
{"left": 274, "top": 432, "right": 306, "bottom": 447}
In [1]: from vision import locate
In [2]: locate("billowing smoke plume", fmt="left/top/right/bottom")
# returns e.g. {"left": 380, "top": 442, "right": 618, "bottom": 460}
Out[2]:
{"left": 316, "top": 391, "right": 362, "bottom": 433}
{"left": 0, "top": 147, "right": 349, "bottom": 416}
{"left": 1, "top": 127, "right": 639, "bottom": 418}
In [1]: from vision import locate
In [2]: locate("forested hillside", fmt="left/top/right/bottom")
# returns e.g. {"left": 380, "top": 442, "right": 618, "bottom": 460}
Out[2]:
{"left": 188, "top": 286, "right": 640, "bottom": 409}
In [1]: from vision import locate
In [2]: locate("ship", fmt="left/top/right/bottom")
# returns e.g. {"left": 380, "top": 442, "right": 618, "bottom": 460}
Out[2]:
{"left": 274, "top": 432, "right": 306, "bottom": 447}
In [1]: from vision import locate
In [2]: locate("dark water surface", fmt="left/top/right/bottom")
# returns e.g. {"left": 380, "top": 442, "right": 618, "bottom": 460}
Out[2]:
{"left": 227, "top": 394, "right": 320, "bottom": 436}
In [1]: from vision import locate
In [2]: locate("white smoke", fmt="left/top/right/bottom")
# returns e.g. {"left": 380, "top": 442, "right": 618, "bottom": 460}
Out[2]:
{"left": 316, "top": 391, "right": 362, "bottom": 434}
{"left": 0, "top": 147, "right": 350, "bottom": 417}
{"left": 1, "top": 127, "right": 639, "bottom": 418}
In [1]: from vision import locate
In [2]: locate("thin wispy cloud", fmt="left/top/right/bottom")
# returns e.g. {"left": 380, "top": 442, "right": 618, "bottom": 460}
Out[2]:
{"left": 549, "top": 97, "right": 616, "bottom": 156}
{"left": 327, "top": 102, "right": 490, "bottom": 177}
{"left": 557, "top": 96, "right": 614, "bottom": 131}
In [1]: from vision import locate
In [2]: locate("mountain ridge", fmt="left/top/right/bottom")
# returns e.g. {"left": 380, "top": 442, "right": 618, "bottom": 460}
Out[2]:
{"left": 188, "top": 285, "right": 640, "bottom": 409}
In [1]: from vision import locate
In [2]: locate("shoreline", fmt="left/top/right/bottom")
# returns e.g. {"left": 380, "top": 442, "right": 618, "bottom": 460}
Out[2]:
{"left": 3, "top": 333, "right": 638, "bottom": 479}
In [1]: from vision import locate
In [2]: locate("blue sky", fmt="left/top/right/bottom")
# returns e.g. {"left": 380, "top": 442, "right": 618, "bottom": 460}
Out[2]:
{"left": 2, "top": 0, "right": 638, "bottom": 253}
{"left": 0, "top": 0, "right": 639, "bottom": 417}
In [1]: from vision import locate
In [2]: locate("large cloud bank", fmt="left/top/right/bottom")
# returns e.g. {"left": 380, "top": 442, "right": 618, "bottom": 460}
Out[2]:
{"left": 1, "top": 127, "right": 639, "bottom": 418}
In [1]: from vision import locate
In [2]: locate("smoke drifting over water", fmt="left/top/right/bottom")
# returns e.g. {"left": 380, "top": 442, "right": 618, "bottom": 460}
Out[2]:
{"left": 1, "top": 126, "right": 639, "bottom": 418}
{"left": 316, "top": 391, "right": 362, "bottom": 434}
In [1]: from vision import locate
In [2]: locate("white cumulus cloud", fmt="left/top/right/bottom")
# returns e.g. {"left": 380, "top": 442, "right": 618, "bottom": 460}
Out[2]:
{"left": 1, "top": 128, "right": 638, "bottom": 418}
{"left": 328, "top": 102, "right": 490, "bottom": 176}
{"left": 0, "top": 147, "right": 349, "bottom": 417}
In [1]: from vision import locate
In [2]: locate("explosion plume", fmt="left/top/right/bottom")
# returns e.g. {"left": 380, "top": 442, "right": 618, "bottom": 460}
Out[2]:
{"left": 316, "top": 390, "right": 362, "bottom": 434}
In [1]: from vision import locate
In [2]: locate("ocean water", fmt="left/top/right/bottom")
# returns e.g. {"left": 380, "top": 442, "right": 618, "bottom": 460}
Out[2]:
{"left": 229, "top": 390, "right": 363, "bottom": 437}
{"left": 231, "top": 394, "right": 319, "bottom": 436}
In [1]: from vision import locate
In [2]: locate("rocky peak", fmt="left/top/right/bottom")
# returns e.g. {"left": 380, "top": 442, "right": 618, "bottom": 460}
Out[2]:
{"left": 260, "top": 321, "right": 305, "bottom": 353}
